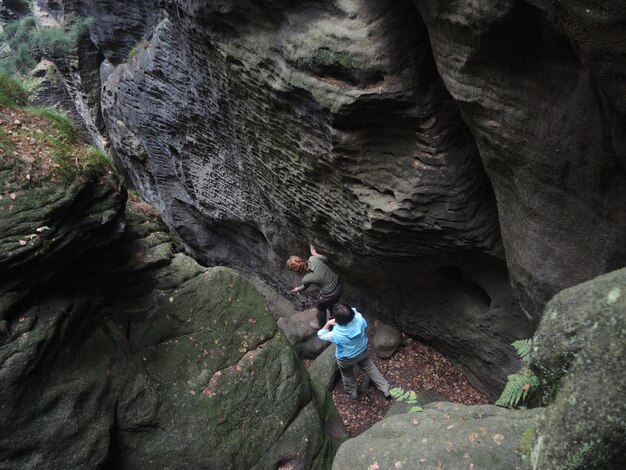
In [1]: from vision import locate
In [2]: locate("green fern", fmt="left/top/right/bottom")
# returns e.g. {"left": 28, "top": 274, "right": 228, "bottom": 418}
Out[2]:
{"left": 390, "top": 387, "right": 423, "bottom": 413}
{"left": 512, "top": 339, "right": 533, "bottom": 364}
{"left": 496, "top": 338, "right": 540, "bottom": 408}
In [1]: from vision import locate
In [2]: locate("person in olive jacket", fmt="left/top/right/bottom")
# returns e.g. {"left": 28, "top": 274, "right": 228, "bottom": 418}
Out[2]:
{"left": 286, "top": 244, "right": 343, "bottom": 330}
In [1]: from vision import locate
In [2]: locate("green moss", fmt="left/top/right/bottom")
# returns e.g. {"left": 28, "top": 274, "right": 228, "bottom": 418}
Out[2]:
{"left": 555, "top": 441, "right": 593, "bottom": 470}
{"left": 0, "top": 127, "right": 16, "bottom": 158}
{"left": 83, "top": 147, "right": 112, "bottom": 181}
{"left": 519, "top": 426, "right": 535, "bottom": 461}
{"left": 310, "top": 47, "right": 358, "bottom": 70}
{"left": 127, "top": 40, "right": 150, "bottom": 61}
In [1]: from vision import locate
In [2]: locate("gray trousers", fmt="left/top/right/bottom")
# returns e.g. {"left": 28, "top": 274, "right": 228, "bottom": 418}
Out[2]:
{"left": 336, "top": 349, "right": 390, "bottom": 397}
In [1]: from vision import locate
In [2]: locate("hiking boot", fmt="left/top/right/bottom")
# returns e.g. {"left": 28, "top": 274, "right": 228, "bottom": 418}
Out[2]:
{"left": 309, "top": 321, "right": 321, "bottom": 330}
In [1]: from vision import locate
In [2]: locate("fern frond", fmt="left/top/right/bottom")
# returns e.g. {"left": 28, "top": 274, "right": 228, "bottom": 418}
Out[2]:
{"left": 512, "top": 339, "right": 533, "bottom": 363}
{"left": 496, "top": 373, "right": 529, "bottom": 407}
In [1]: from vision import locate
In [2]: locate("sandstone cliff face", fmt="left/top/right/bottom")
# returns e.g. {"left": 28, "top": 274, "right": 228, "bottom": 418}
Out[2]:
{"left": 32, "top": 0, "right": 626, "bottom": 397}
{"left": 412, "top": 0, "right": 626, "bottom": 317}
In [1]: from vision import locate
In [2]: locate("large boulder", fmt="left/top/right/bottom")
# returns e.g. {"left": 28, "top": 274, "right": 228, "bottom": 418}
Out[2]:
{"left": 0, "top": 189, "right": 342, "bottom": 468}
{"left": 333, "top": 402, "right": 542, "bottom": 469}
{"left": 530, "top": 268, "right": 626, "bottom": 469}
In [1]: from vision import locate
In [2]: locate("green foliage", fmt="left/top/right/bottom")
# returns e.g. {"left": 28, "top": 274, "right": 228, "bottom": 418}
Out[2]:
{"left": 512, "top": 339, "right": 533, "bottom": 364}
{"left": 390, "top": 387, "right": 423, "bottom": 413}
{"left": 0, "top": 16, "right": 37, "bottom": 75}
{"left": 28, "top": 106, "right": 77, "bottom": 142}
{"left": 496, "top": 339, "right": 540, "bottom": 408}
{"left": 0, "top": 73, "right": 29, "bottom": 106}
{"left": 83, "top": 146, "right": 112, "bottom": 181}
{"left": 1, "top": 15, "right": 37, "bottom": 50}
{"left": 31, "top": 16, "right": 94, "bottom": 57}
{"left": 127, "top": 39, "right": 149, "bottom": 61}
{"left": 0, "top": 14, "right": 94, "bottom": 75}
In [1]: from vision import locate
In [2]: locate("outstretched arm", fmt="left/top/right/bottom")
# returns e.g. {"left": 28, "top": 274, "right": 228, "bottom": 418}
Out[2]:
{"left": 310, "top": 244, "right": 329, "bottom": 262}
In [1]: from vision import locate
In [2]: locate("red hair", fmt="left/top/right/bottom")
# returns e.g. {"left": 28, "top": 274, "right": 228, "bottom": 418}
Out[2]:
{"left": 286, "top": 256, "right": 308, "bottom": 274}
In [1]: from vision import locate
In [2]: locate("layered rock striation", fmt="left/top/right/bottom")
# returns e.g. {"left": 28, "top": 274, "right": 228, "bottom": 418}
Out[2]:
{"left": 31, "top": 0, "right": 626, "bottom": 398}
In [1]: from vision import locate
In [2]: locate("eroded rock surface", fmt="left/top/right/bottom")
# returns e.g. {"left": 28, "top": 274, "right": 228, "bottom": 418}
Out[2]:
{"left": 333, "top": 402, "right": 541, "bottom": 469}
{"left": 412, "top": 0, "right": 626, "bottom": 317}
{"left": 0, "top": 180, "right": 341, "bottom": 468}
{"left": 32, "top": 0, "right": 626, "bottom": 399}
{"left": 530, "top": 268, "right": 626, "bottom": 469}
{"left": 38, "top": 0, "right": 536, "bottom": 396}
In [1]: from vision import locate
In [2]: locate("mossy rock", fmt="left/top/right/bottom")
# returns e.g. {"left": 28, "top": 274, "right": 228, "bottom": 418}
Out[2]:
{"left": 530, "top": 268, "right": 626, "bottom": 469}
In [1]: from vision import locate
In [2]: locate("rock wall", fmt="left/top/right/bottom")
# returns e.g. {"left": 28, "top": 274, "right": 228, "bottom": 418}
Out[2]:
{"left": 412, "top": 0, "right": 626, "bottom": 316}
{"left": 31, "top": 0, "right": 626, "bottom": 397}
{"left": 0, "top": 155, "right": 340, "bottom": 468}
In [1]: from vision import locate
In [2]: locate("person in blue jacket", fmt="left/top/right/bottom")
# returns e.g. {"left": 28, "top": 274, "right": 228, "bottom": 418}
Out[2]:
{"left": 318, "top": 302, "right": 391, "bottom": 399}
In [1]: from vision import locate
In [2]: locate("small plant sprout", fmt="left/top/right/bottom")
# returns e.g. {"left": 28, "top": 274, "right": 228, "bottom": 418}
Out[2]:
{"left": 390, "top": 387, "right": 423, "bottom": 413}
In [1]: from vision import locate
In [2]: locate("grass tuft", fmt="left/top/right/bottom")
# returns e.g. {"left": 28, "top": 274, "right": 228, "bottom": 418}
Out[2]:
{"left": 83, "top": 147, "right": 113, "bottom": 181}
{"left": 28, "top": 106, "right": 78, "bottom": 142}
{"left": 0, "top": 73, "right": 29, "bottom": 107}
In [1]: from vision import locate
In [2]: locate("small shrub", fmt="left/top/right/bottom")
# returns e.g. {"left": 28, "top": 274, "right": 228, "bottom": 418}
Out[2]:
{"left": 0, "top": 14, "right": 94, "bottom": 75}
{"left": 0, "top": 73, "right": 29, "bottom": 106}
{"left": 31, "top": 16, "right": 94, "bottom": 58}
{"left": 0, "top": 16, "right": 37, "bottom": 75}
{"left": 82, "top": 146, "right": 112, "bottom": 181}
{"left": 389, "top": 387, "right": 424, "bottom": 413}
{"left": 495, "top": 339, "right": 540, "bottom": 408}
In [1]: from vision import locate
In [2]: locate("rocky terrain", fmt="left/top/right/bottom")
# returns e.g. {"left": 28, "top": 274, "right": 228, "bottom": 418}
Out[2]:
{"left": 0, "top": 0, "right": 624, "bottom": 468}
{"left": 0, "top": 105, "right": 343, "bottom": 469}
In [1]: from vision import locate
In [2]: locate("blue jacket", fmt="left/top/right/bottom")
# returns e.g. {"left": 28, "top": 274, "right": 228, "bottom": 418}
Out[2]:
{"left": 318, "top": 308, "right": 368, "bottom": 359}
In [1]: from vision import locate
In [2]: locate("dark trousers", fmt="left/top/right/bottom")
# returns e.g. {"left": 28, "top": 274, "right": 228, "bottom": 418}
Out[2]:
{"left": 316, "top": 279, "right": 343, "bottom": 327}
